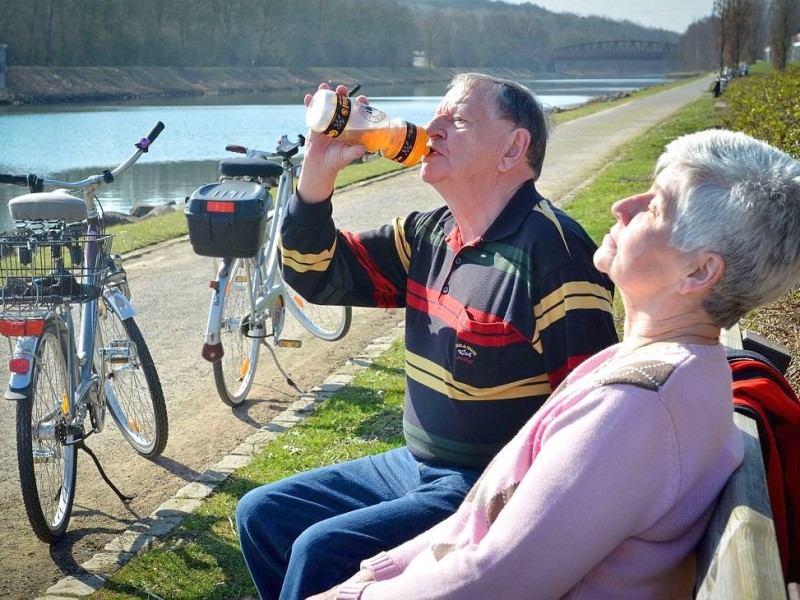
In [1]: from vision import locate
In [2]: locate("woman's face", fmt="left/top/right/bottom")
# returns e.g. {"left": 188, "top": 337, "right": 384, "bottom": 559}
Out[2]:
{"left": 594, "top": 177, "right": 690, "bottom": 298}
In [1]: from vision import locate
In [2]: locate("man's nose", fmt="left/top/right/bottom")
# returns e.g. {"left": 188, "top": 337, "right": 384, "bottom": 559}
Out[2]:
{"left": 425, "top": 115, "right": 445, "bottom": 138}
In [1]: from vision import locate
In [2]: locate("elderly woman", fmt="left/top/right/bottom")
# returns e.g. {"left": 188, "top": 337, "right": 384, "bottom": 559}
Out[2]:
{"left": 310, "top": 129, "right": 800, "bottom": 600}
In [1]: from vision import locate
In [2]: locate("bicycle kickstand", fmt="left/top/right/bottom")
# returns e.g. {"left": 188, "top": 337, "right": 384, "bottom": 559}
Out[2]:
{"left": 76, "top": 441, "right": 134, "bottom": 504}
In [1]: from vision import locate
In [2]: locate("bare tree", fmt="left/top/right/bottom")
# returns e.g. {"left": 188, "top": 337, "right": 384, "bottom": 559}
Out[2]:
{"left": 714, "top": 0, "right": 731, "bottom": 73}
{"left": 729, "top": 0, "right": 753, "bottom": 70}
{"left": 769, "top": 0, "right": 800, "bottom": 70}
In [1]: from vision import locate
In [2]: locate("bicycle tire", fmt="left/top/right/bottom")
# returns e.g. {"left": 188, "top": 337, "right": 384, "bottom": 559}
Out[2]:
{"left": 213, "top": 258, "right": 260, "bottom": 406}
{"left": 98, "top": 302, "right": 168, "bottom": 458}
{"left": 16, "top": 318, "right": 77, "bottom": 543}
{"left": 284, "top": 280, "right": 352, "bottom": 342}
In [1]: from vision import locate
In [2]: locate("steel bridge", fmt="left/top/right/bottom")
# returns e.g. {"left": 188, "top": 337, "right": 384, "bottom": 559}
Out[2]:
{"left": 551, "top": 40, "right": 678, "bottom": 64}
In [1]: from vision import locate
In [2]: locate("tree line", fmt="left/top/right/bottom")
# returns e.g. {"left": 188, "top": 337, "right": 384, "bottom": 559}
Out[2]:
{"left": 681, "top": 0, "right": 800, "bottom": 73}
{"left": 0, "top": 0, "right": 680, "bottom": 71}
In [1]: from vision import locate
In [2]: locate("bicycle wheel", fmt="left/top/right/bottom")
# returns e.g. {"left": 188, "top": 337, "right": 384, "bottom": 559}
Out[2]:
{"left": 97, "top": 301, "right": 168, "bottom": 458}
{"left": 16, "top": 319, "right": 77, "bottom": 543}
{"left": 213, "top": 258, "right": 260, "bottom": 406}
{"left": 284, "top": 279, "right": 352, "bottom": 341}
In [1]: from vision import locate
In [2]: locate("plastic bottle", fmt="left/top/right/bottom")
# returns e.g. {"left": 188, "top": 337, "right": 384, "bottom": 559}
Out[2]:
{"left": 305, "top": 89, "right": 429, "bottom": 167}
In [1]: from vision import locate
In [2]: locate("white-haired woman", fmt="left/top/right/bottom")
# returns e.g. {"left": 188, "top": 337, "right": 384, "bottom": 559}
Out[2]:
{"left": 310, "top": 129, "right": 800, "bottom": 600}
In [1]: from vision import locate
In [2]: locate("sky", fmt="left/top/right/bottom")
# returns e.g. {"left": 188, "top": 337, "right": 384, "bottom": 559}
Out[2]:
{"left": 499, "top": 1, "right": 716, "bottom": 34}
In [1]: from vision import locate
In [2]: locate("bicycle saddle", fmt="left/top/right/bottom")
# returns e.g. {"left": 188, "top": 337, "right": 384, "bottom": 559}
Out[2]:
{"left": 219, "top": 157, "right": 283, "bottom": 179}
{"left": 9, "top": 190, "right": 88, "bottom": 222}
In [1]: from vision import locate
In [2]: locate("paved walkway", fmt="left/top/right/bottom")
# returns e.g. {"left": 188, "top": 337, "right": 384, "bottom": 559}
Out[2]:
{"left": 538, "top": 74, "right": 714, "bottom": 203}
{"left": 37, "top": 74, "right": 715, "bottom": 599}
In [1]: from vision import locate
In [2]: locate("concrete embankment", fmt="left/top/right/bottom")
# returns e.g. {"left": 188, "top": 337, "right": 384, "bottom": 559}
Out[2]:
{"left": 0, "top": 65, "right": 539, "bottom": 105}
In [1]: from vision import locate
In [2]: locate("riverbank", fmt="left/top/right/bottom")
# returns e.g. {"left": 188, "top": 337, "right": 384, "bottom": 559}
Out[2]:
{"left": 0, "top": 65, "right": 541, "bottom": 105}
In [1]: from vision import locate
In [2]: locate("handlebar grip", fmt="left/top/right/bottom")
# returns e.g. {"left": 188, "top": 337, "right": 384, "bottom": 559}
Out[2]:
{"left": 225, "top": 145, "right": 247, "bottom": 154}
{"left": 136, "top": 121, "right": 165, "bottom": 152}
{"left": 147, "top": 121, "right": 165, "bottom": 143}
{"left": 0, "top": 174, "right": 29, "bottom": 186}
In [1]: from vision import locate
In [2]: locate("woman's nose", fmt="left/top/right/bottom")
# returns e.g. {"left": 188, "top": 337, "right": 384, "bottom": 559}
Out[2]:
{"left": 611, "top": 195, "right": 645, "bottom": 225}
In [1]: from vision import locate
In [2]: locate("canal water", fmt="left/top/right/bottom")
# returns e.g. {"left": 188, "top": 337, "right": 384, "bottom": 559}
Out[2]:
{"left": 0, "top": 76, "right": 667, "bottom": 232}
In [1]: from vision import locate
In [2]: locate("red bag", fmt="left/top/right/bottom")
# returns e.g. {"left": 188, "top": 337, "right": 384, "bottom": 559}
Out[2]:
{"left": 728, "top": 349, "right": 800, "bottom": 582}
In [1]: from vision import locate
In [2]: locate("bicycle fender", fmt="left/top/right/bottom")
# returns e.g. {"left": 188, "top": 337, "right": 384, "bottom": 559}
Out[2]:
{"left": 103, "top": 287, "right": 135, "bottom": 320}
{"left": 5, "top": 336, "right": 37, "bottom": 400}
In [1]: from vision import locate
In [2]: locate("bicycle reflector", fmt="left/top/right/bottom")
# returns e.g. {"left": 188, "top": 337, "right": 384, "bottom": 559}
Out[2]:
{"left": 206, "top": 201, "right": 235, "bottom": 213}
{"left": 9, "top": 357, "right": 30, "bottom": 374}
{"left": 0, "top": 318, "right": 46, "bottom": 337}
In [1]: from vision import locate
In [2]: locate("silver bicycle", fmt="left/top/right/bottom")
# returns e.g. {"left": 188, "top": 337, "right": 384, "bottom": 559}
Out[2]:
{"left": 188, "top": 134, "right": 351, "bottom": 406}
{"left": 0, "top": 123, "right": 168, "bottom": 542}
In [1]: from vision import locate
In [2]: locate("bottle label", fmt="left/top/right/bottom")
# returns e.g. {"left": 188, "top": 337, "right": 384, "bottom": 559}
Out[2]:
{"left": 356, "top": 103, "right": 385, "bottom": 123}
{"left": 322, "top": 94, "right": 352, "bottom": 138}
{"left": 392, "top": 122, "right": 420, "bottom": 165}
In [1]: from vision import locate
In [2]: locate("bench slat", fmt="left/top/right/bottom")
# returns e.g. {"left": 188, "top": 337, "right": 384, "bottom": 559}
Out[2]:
{"left": 695, "top": 413, "right": 785, "bottom": 599}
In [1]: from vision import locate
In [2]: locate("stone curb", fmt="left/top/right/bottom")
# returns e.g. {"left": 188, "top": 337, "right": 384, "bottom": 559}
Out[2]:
{"left": 37, "top": 322, "right": 406, "bottom": 599}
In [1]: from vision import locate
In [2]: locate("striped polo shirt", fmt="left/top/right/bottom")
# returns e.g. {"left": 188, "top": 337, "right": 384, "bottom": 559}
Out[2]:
{"left": 281, "top": 179, "right": 618, "bottom": 468}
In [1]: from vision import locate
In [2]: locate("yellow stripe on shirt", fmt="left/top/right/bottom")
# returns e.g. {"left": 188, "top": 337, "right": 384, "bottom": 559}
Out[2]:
{"left": 393, "top": 217, "right": 411, "bottom": 274}
{"left": 530, "top": 281, "right": 615, "bottom": 352}
{"left": 280, "top": 238, "right": 337, "bottom": 273}
{"left": 406, "top": 351, "right": 553, "bottom": 400}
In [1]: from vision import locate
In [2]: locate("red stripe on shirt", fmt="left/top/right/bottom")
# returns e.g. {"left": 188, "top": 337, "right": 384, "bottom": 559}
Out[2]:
{"left": 342, "top": 231, "right": 399, "bottom": 308}
{"left": 406, "top": 280, "right": 527, "bottom": 347}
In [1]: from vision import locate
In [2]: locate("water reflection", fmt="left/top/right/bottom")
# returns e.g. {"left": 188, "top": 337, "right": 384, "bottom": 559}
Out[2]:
{"left": 0, "top": 76, "right": 668, "bottom": 232}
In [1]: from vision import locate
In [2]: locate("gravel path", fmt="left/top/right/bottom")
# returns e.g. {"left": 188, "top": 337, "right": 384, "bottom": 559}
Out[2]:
{"left": 0, "top": 74, "right": 714, "bottom": 600}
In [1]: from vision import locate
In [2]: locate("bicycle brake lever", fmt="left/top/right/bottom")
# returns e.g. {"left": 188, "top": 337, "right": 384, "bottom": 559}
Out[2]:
{"left": 348, "top": 85, "right": 361, "bottom": 97}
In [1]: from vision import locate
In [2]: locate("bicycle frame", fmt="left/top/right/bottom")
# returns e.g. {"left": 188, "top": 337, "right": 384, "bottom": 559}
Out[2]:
{"left": 6, "top": 158, "right": 141, "bottom": 409}
{"left": 195, "top": 133, "right": 351, "bottom": 407}
{"left": 202, "top": 149, "right": 300, "bottom": 359}
{"left": 0, "top": 122, "right": 168, "bottom": 542}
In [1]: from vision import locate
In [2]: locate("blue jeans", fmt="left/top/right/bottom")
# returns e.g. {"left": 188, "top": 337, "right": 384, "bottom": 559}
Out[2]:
{"left": 236, "top": 446, "right": 480, "bottom": 600}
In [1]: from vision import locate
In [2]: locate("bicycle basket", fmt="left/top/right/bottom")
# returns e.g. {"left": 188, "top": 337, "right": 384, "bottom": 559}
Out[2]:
{"left": 0, "top": 229, "right": 114, "bottom": 316}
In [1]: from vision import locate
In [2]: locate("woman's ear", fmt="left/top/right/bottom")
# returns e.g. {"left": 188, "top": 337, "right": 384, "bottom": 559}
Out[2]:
{"left": 681, "top": 252, "right": 725, "bottom": 295}
{"left": 498, "top": 128, "right": 531, "bottom": 172}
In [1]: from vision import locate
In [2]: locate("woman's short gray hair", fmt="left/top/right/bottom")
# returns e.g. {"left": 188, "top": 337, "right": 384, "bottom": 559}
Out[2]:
{"left": 448, "top": 73, "right": 553, "bottom": 180}
{"left": 658, "top": 129, "right": 800, "bottom": 328}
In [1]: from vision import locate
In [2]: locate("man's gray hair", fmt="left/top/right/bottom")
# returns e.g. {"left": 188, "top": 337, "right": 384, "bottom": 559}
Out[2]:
{"left": 658, "top": 129, "right": 800, "bottom": 328}
{"left": 449, "top": 73, "right": 553, "bottom": 180}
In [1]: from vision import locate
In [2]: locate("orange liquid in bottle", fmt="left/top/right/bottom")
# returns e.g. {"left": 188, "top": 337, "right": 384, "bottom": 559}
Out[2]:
{"left": 338, "top": 125, "right": 429, "bottom": 166}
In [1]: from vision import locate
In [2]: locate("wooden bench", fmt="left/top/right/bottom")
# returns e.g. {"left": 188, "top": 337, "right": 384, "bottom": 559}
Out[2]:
{"left": 695, "top": 326, "right": 800, "bottom": 598}
{"left": 694, "top": 411, "right": 787, "bottom": 599}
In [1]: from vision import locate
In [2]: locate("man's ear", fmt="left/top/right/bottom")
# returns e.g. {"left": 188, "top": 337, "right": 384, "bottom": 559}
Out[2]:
{"left": 681, "top": 252, "right": 725, "bottom": 294}
{"left": 499, "top": 128, "right": 531, "bottom": 172}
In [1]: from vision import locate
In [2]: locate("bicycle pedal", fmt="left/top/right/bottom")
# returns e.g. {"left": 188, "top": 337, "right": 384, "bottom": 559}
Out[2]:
{"left": 276, "top": 339, "right": 302, "bottom": 348}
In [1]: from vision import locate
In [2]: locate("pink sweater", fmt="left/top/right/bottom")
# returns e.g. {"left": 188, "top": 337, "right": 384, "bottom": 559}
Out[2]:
{"left": 336, "top": 342, "right": 744, "bottom": 600}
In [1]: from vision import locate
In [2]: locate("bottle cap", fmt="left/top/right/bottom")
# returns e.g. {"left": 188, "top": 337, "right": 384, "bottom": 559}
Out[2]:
{"left": 306, "top": 89, "right": 352, "bottom": 138}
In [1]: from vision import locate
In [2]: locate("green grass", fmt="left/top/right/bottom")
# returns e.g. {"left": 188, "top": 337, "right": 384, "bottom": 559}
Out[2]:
{"left": 87, "top": 79, "right": 725, "bottom": 599}
{"left": 92, "top": 340, "right": 407, "bottom": 600}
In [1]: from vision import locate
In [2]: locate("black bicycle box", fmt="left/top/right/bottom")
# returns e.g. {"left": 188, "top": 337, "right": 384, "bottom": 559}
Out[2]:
{"left": 185, "top": 180, "right": 272, "bottom": 258}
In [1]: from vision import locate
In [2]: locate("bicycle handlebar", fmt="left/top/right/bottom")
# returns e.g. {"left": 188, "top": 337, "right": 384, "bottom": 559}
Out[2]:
{"left": 225, "top": 134, "right": 305, "bottom": 161}
{"left": 0, "top": 121, "right": 165, "bottom": 193}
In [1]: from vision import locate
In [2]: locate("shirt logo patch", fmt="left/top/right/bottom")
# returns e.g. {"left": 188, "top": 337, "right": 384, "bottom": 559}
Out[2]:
{"left": 456, "top": 343, "right": 478, "bottom": 364}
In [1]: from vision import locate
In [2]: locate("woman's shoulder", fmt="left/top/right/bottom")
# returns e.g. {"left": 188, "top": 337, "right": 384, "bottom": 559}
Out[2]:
{"left": 597, "top": 343, "right": 727, "bottom": 393}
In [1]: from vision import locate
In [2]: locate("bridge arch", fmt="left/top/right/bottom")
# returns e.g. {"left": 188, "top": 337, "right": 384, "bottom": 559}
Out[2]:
{"left": 550, "top": 40, "right": 678, "bottom": 66}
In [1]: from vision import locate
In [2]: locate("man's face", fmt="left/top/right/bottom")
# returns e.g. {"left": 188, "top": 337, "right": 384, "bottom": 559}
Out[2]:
{"left": 420, "top": 80, "right": 517, "bottom": 188}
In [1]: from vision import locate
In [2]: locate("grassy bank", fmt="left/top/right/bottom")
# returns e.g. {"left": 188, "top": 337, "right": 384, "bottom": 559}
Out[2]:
{"left": 84, "top": 80, "right": 724, "bottom": 599}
